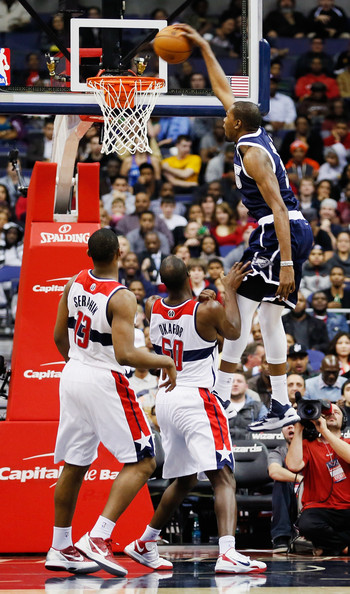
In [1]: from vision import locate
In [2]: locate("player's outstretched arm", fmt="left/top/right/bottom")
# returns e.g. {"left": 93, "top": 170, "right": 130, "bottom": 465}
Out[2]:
{"left": 54, "top": 277, "right": 75, "bottom": 361}
{"left": 110, "top": 289, "right": 176, "bottom": 391}
{"left": 174, "top": 23, "right": 235, "bottom": 112}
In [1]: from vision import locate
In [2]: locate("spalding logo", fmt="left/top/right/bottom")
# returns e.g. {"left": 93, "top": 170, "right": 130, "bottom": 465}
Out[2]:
{"left": 168, "top": 310, "right": 175, "bottom": 318}
{"left": 90, "top": 283, "right": 96, "bottom": 291}
{"left": 58, "top": 224, "right": 72, "bottom": 234}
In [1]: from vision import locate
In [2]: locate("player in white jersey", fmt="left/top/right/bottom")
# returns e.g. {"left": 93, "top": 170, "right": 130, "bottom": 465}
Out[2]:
{"left": 125, "top": 255, "right": 267, "bottom": 575}
{"left": 45, "top": 229, "right": 176, "bottom": 578}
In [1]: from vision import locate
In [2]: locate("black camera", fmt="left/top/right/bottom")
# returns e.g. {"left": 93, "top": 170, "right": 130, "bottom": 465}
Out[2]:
{"left": 295, "top": 393, "right": 332, "bottom": 441}
{"left": 297, "top": 397, "right": 332, "bottom": 422}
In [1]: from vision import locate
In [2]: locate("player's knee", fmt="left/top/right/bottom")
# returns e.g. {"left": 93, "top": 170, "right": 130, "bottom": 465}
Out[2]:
{"left": 223, "top": 465, "right": 236, "bottom": 490}
{"left": 176, "top": 474, "right": 198, "bottom": 493}
{"left": 143, "top": 455, "right": 157, "bottom": 476}
{"left": 208, "top": 465, "right": 236, "bottom": 491}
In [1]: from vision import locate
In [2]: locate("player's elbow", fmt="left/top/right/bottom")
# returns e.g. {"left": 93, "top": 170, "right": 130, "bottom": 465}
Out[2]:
{"left": 115, "top": 353, "right": 132, "bottom": 366}
{"left": 224, "top": 324, "right": 241, "bottom": 341}
{"left": 114, "top": 346, "right": 134, "bottom": 367}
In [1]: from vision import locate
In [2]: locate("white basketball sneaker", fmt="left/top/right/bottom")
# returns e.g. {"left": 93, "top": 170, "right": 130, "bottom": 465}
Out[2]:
{"left": 124, "top": 539, "right": 173, "bottom": 570}
{"left": 248, "top": 400, "right": 300, "bottom": 431}
{"left": 45, "top": 546, "right": 100, "bottom": 574}
{"left": 215, "top": 548, "right": 267, "bottom": 574}
{"left": 75, "top": 533, "right": 127, "bottom": 577}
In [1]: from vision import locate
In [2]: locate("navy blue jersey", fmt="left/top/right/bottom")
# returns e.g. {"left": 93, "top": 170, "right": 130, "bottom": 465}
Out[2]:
{"left": 234, "top": 127, "right": 299, "bottom": 221}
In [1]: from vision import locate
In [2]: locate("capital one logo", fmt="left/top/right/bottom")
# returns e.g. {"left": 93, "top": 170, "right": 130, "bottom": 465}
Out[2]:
{"left": 32, "top": 276, "right": 70, "bottom": 294}
{"left": 23, "top": 360, "right": 64, "bottom": 381}
{"left": 0, "top": 452, "right": 119, "bottom": 487}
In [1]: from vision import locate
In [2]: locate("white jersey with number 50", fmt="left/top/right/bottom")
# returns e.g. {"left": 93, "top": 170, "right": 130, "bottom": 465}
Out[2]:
{"left": 150, "top": 298, "right": 218, "bottom": 389}
{"left": 67, "top": 269, "right": 126, "bottom": 372}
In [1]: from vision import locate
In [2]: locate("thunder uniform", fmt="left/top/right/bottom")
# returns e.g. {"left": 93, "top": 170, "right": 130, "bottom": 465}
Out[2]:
{"left": 54, "top": 269, "right": 154, "bottom": 466}
{"left": 234, "top": 127, "right": 314, "bottom": 308}
{"left": 150, "top": 298, "right": 233, "bottom": 479}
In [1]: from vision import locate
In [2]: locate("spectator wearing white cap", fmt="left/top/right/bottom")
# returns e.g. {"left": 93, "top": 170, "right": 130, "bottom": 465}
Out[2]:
{"left": 317, "top": 144, "right": 348, "bottom": 184}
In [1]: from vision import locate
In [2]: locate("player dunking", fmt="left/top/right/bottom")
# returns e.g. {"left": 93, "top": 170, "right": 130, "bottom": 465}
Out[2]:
{"left": 124, "top": 255, "right": 267, "bottom": 574}
{"left": 176, "top": 24, "right": 314, "bottom": 431}
{"left": 45, "top": 229, "right": 176, "bottom": 577}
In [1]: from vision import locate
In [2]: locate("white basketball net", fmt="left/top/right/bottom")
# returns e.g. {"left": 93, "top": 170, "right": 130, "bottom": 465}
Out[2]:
{"left": 87, "top": 77, "right": 164, "bottom": 156}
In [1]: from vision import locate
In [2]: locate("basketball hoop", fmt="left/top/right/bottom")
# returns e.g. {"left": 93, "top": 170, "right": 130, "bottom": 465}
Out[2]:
{"left": 86, "top": 75, "right": 165, "bottom": 156}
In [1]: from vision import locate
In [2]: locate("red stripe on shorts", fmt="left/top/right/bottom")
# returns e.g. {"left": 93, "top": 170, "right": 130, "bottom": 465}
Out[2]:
{"left": 112, "top": 371, "right": 150, "bottom": 439}
{"left": 199, "top": 388, "right": 231, "bottom": 450}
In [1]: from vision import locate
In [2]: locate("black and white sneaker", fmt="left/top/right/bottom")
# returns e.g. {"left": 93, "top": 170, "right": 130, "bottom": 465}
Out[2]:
{"left": 248, "top": 400, "right": 300, "bottom": 431}
{"left": 273, "top": 536, "right": 290, "bottom": 554}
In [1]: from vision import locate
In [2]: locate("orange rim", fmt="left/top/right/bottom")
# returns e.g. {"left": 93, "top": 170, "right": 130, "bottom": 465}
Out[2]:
{"left": 86, "top": 75, "right": 165, "bottom": 109}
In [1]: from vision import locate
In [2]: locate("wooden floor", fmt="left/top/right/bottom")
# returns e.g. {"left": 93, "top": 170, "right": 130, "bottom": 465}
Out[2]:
{"left": 2, "top": 545, "right": 350, "bottom": 592}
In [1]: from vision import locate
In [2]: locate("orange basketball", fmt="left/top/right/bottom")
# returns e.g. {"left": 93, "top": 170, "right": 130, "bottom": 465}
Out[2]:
{"left": 154, "top": 25, "right": 193, "bottom": 64}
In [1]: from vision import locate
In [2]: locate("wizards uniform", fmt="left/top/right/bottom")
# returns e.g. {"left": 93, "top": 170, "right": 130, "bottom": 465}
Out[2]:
{"left": 54, "top": 269, "right": 154, "bottom": 467}
{"left": 150, "top": 298, "right": 233, "bottom": 479}
{"left": 233, "top": 127, "right": 313, "bottom": 308}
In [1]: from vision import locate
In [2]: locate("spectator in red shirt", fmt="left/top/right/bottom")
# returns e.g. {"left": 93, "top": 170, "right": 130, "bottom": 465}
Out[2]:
{"left": 324, "top": 120, "right": 350, "bottom": 153}
{"left": 211, "top": 202, "right": 243, "bottom": 248}
{"left": 295, "top": 57, "right": 340, "bottom": 101}
{"left": 286, "top": 404, "right": 350, "bottom": 556}
{"left": 285, "top": 140, "right": 320, "bottom": 188}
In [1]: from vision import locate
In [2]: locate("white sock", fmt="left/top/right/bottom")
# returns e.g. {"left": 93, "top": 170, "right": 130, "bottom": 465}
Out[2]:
{"left": 219, "top": 535, "right": 236, "bottom": 555}
{"left": 52, "top": 526, "right": 72, "bottom": 550}
{"left": 90, "top": 515, "right": 115, "bottom": 540}
{"left": 214, "top": 370, "right": 234, "bottom": 403}
{"left": 140, "top": 525, "right": 161, "bottom": 541}
{"left": 270, "top": 374, "right": 289, "bottom": 406}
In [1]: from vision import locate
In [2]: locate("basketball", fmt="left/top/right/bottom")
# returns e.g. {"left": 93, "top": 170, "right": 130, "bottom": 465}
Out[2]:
{"left": 154, "top": 25, "right": 193, "bottom": 64}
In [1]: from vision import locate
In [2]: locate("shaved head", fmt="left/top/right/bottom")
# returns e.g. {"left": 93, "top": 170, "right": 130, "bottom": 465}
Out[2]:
{"left": 160, "top": 255, "right": 188, "bottom": 291}
{"left": 232, "top": 101, "right": 262, "bottom": 131}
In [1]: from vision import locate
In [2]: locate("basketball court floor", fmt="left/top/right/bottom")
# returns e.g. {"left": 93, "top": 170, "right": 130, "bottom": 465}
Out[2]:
{"left": 1, "top": 546, "right": 350, "bottom": 592}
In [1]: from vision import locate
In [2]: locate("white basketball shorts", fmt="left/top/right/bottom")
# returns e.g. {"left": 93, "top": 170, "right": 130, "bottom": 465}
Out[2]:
{"left": 156, "top": 385, "right": 234, "bottom": 479}
{"left": 54, "top": 359, "right": 154, "bottom": 466}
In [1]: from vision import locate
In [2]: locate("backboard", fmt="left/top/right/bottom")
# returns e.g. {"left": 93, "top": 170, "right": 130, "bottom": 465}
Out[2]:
{"left": 0, "top": 0, "right": 270, "bottom": 117}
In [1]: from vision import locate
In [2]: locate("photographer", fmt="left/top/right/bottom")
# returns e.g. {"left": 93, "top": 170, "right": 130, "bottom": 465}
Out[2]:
{"left": 286, "top": 403, "right": 350, "bottom": 556}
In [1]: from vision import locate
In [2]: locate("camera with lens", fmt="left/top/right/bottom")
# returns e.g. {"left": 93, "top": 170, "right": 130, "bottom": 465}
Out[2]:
{"left": 297, "top": 397, "right": 332, "bottom": 422}
{"left": 295, "top": 393, "right": 332, "bottom": 441}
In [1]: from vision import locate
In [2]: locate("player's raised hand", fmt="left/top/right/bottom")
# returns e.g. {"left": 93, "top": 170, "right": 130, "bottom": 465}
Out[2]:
{"left": 198, "top": 289, "right": 217, "bottom": 303}
{"left": 172, "top": 23, "right": 207, "bottom": 48}
{"left": 221, "top": 261, "right": 252, "bottom": 292}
